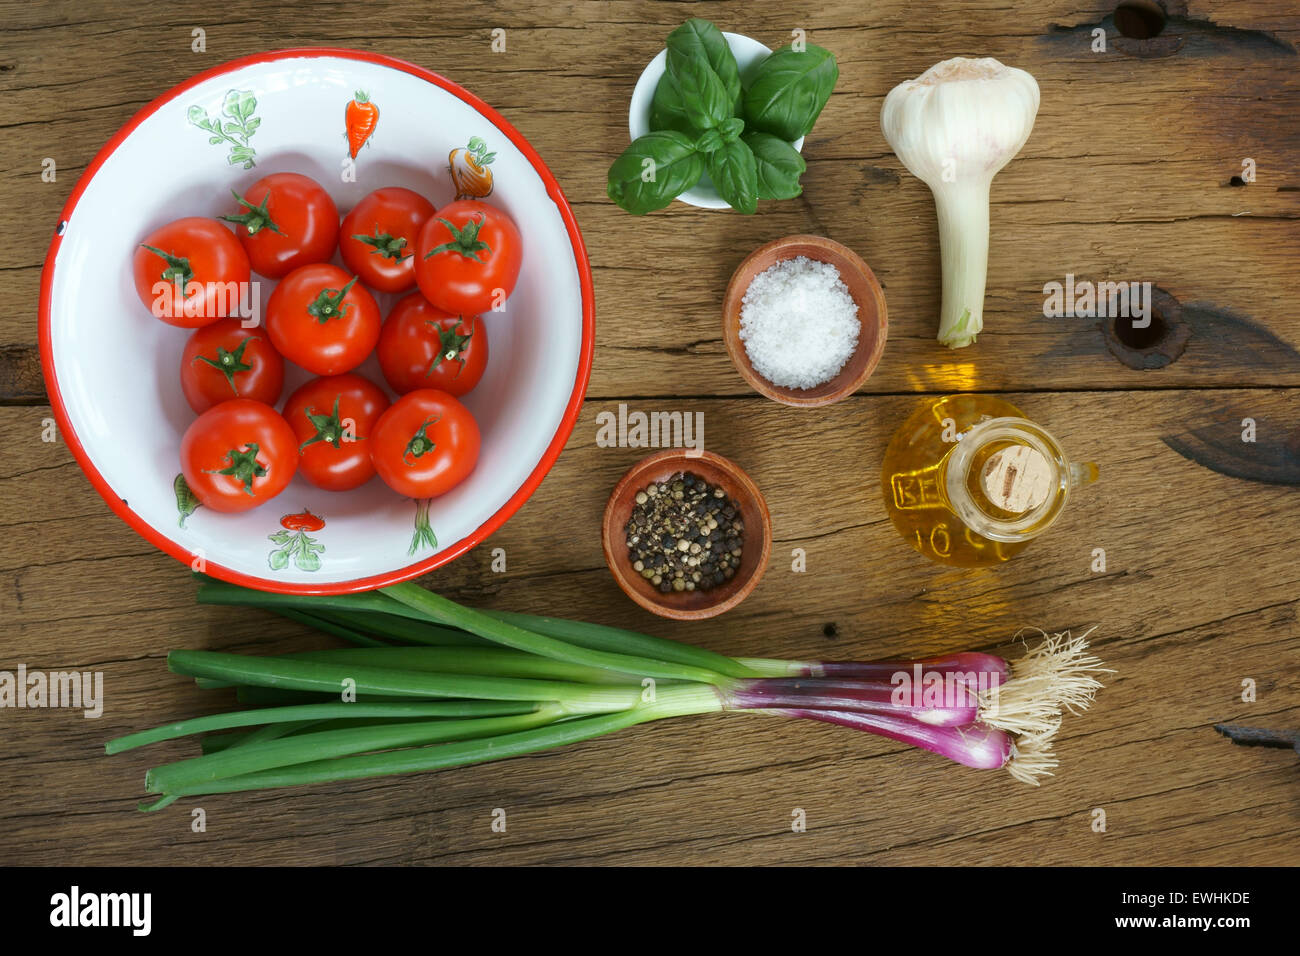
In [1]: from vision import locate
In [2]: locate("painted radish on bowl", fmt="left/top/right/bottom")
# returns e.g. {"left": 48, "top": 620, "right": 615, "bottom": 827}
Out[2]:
{"left": 268, "top": 509, "right": 327, "bottom": 572}
{"left": 280, "top": 509, "right": 325, "bottom": 533}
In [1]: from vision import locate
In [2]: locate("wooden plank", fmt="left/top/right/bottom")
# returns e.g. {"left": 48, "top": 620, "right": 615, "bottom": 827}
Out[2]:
{"left": 3, "top": 1, "right": 1298, "bottom": 396}
{"left": 1, "top": 387, "right": 1296, "bottom": 864}
{"left": 1, "top": 0, "right": 1297, "bottom": 868}
{"left": 0, "top": 345, "right": 43, "bottom": 404}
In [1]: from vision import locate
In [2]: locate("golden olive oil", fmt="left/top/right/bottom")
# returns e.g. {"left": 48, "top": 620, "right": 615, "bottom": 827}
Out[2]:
{"left": 881, "top": 395, "right": 1097, "bottom": 568}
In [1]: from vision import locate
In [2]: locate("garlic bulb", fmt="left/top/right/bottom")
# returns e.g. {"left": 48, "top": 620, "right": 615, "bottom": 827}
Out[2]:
{"left": 880, "top": 57, "right": 1040, "bottom": 348}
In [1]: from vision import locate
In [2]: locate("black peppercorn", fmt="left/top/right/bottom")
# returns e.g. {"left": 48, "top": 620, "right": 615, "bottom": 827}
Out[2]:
{"left": 625, "top": 471, "right": 744, "bottom": 595}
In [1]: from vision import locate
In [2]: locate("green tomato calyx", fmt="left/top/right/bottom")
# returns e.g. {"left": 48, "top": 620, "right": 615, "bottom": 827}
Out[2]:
{"left": 140, "top": 244, "right": 195, "bottom": 292}
{"left": 424, "top": 215, "right": 492, "bottom": 264}
{"left": 194, "top": 336, "right": 257, "bottom": 394}
{"left": 299, "top": 394, "right": 358, "bottom": 453}
{"left": 354, "top": 228, "right": 410, "bottom": 262}
{"left": 308, "top": 276, "right": 359, "bottom": 323}
{"left": 429, "top": 320, "right": 473, "bottom": 378}
{"left": 205, "top": 443, "right": 267, "bottom": 495}
{"left": 403, "top": 417, "right": 442, "bottom": 465}
{"left": 221, "top": 188, "right": 285, "bottom": 237}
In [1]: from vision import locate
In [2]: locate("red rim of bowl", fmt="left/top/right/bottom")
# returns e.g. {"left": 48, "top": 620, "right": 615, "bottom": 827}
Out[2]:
{"left": 37, "top": 47, "right": 596, "bottom": 595}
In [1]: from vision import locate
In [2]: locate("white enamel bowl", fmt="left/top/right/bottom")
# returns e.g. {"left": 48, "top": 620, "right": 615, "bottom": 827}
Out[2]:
{"left": 39, "top": 49, "right": 594, "bottom": 594}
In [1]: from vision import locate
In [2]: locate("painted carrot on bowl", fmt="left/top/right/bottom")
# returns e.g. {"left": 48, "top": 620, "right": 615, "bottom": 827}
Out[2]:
{"left": 448, "top": 137, "right": 496, "bottom": 199}
{"left": 345, "top": 91, "right": 379, "bottom": 158}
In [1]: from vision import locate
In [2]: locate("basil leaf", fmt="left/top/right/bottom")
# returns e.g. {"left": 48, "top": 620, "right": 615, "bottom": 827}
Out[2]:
{"left": 665, "top": 18, "right": 743, "bottom": 114}
{"left": 672, "top": 55, "right": 730, "bottom": 131}
{"left": 705, "top": 139, "right": 758, "bottom": 215}
{"left": 719, "top": 117, "right": 745, "bottom": 142}
{"left": 742, "top": 44, "right": 839, "bottom": 141}
{"left": 649, "top": 73, "right": 696, "bottom": 135}
{"left": 607, "top": 131, "right": 704, "bottom": 215}
{"left": 742, "top": 132, "right": 806, "bottom": 200}
{"left": 695, "top": 128, "right": 724, "bottom": 154}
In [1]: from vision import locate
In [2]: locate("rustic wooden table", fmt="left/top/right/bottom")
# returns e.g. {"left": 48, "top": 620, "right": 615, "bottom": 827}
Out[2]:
{"left": 3, "top": 0, "right": 1298, "bottom": 866}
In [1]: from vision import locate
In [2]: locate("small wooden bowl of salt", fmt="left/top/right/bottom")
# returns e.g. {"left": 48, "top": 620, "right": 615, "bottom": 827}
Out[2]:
{"left": 722, "top": 235, "right": 888, "bottom": 407}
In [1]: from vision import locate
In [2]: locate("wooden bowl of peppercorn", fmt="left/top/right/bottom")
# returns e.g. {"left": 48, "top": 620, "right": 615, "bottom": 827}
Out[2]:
{"left": 602, "top": 449, "right": 772, "bottom": 620}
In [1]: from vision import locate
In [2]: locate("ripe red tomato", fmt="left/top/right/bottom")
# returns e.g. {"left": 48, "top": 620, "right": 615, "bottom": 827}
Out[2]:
{"left": 180, "top": 318, "right": 285, "bottom": 414}
{"left": 133, "top": 218, "right": 250, "bottom": 328}
{"left": 265, "top": 264, "right": 381, "bottom": 376}
{"left": 369, "top": 389, "right": 480, "bottom": 498}
{"left": 376, "top": 292, "right": 488, "bottom": 396}
{"left": 180, "top": 399, "right": 298, "bottom": 513}
{"left": 339, "top": 187, "right": 436, "bottom": 294}
{"left": 223, "top": 172, "right": 339, "bottom": 278}
{"left": 414, "top": 200, "right": 522, "bottom": 316}
{"left": 282, "top": 373, "right": 391, "bottom": 492}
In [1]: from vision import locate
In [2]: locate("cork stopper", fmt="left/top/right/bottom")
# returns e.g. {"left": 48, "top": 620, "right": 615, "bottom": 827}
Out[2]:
{"left": 980, "top": 445, "right": 1052, "bottom": 514}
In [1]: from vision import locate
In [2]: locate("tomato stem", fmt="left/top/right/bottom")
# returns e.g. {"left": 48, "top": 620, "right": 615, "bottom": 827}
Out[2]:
{"left": 429, "top": 319, "right": 473, "bottom": 379}
{"left": 299, "top": 395, "right": 359, "bottom": 453}
{"left": 221, "top": 188, "right": 285, "bottom": 236}
{"left": 353, "top": 228, "right": 410, "bottom": 262}
{"left": 403, "top": 417, "right": 441, "bottom": 466}
{"left": 139, "top": 244, "right": 195, "bottom": 290}
{"left": 204, "top": 443, "right": 267, "bottom": 496}
{"left": 424, "top": 215, "right": 492, "bottom": 263}
{"left": 307, "top": 276, "right": 359, "bottom": 323}
{"left": 194, "top": 336, "right": 257, "bottom": 394}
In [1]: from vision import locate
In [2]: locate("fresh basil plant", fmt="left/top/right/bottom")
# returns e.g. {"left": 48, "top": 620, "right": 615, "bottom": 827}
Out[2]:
{"left": 608, "top": 18, "right": 837, "bottom": 215}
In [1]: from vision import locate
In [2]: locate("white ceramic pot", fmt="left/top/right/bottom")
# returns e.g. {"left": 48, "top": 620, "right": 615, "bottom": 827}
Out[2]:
{"left": 627, "top": 33, "right": 805, "bottom": 210}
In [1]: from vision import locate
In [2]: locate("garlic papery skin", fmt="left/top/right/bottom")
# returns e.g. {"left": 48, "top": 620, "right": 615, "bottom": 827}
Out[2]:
{"left": 880, "top": 57, "right": 1040, "bottom": 348}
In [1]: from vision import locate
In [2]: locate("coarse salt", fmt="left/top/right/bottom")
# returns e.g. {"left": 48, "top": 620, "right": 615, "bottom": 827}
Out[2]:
{"left": 738, "top": 256, "right": 860, "bottom": 390}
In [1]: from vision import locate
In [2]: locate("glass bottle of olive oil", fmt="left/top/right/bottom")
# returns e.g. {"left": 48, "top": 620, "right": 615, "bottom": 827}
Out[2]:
{"left": 881, "top": 395, "right": 1098, "bottom": 567}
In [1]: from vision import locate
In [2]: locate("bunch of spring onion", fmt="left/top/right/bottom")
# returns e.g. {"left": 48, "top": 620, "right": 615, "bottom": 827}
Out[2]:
{"left": 106, "top": 579, "right": 1110, "bottom": 809}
